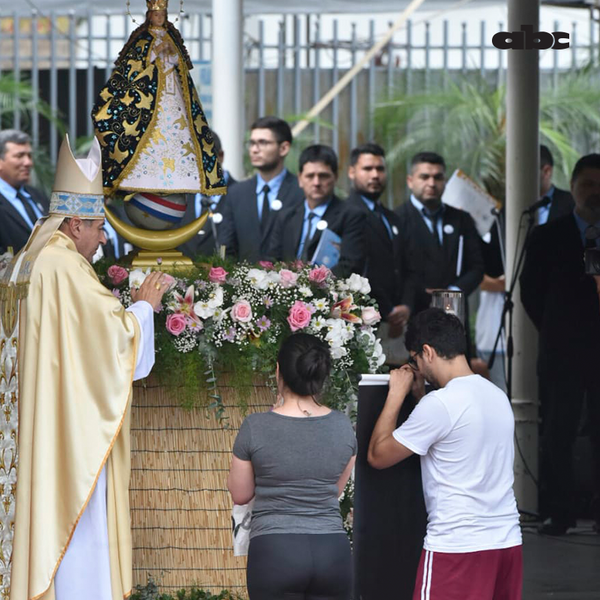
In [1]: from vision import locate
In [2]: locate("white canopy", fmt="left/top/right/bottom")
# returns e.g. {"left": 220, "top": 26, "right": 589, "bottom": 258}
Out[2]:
{"left": 17, "top": 0, "right": 500, "bottom": 14}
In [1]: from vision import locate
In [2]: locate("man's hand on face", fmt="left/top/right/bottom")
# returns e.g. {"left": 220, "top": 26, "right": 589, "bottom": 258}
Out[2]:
{"left": 387, "top": 365, "right": 416, "bottom": 402}
{"left": 131, "top": 271, "right": 168, "bottom": 311}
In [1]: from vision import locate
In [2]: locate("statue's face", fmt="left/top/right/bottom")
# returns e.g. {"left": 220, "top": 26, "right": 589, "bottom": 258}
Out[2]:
{"left": 149, "top": 10, "right": 166, "bottom": 27}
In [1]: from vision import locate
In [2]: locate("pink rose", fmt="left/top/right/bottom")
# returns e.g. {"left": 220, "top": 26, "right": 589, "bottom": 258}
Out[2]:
{"left": 166, "top": 313, "right": 187, "bottom": 336}
{"left": 279, "top": 269, "right": 298, "bottom": 288}
{"left": 162, "top": 273, "right": 176, "bottom": 290}
{"left": 209, "top": 266, "right": 228, "bottom": 284}
{"left": 259, "top": 261, "right": 274, "bottom": 270}
{"left": 291, "top": 260, "right": 305, "bottom": 271}
{"left": 287, "top": 300, "right": 312, "bottom": 332}
{"left": 231, "top": 300, "right": 253, "bottom": 323}
{"left": 308, "top": 265, "right": 331, "bottom": 285}
{"left": 361, "top": 306, "right": 381, "bottom": 326}
{"left": 107, "top": 265, "right": 129, "bottom": 286}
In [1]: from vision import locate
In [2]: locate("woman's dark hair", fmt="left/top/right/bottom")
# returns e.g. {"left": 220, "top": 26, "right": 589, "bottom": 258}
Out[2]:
{"left": 277, "top": 333, "right": 332, "bottom": 398}
{"left": 405, "top": 308, "right": 466, "bottom": 359}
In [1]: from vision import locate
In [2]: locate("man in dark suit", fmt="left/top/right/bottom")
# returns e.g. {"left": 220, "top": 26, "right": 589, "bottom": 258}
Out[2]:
{"left": 268, "top": 144, "right": 365, "bottom": 278}
{"left": 521, "top": 153, "right": 600, "bottom": 536}
{"left": 0, "top": 130, "right": 49, "bottom": 254}
{"left": 537, "top": 144, "right": 575, "bottom": 225}
{"left": 396, "top": 151, "right": 484, "bottom": 315}
{"left": 347, "top": 143, "right": 413, "bottom": 337}
{"left": 178, "top": 130, "right": 237, "bottom": 258}
{"left": 219, "top": 116, "right": 304, "bottom": 263}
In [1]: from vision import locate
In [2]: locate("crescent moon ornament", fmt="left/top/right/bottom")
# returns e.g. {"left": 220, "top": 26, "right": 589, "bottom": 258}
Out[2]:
{"left": 104, "top": 206, "right": 210, "bottom": 252}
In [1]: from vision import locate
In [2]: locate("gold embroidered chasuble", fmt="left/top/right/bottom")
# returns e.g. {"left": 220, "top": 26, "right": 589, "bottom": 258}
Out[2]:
{"left": 6, "top": 231, "right": 138, "bottom": 600}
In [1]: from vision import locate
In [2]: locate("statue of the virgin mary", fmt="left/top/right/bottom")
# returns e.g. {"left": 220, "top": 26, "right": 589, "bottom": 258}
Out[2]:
{"left": 91, "top": 0, "right": 226, "bottom": 231}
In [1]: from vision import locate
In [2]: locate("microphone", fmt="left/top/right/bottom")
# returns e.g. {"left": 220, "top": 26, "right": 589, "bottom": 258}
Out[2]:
{"left": 523, "top": 196, "right": 550, "bottom": 215}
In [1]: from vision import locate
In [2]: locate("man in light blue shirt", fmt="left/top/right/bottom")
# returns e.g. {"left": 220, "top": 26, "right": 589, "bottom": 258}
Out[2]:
{"left": 219, "top": 117, "right": 304, "bottom": 263}
{"left": 0, "top": 130, "right": 49, "bottom": 254}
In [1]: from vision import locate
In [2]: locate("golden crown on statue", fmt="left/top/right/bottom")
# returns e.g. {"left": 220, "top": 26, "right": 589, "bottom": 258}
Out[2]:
{"left": 146, "top": 0, "right": 168, "bottom": 10}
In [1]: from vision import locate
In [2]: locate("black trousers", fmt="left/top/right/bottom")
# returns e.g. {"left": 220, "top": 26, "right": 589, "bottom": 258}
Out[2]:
{"left": 247, "top": 533, "right": 352, "bottom": 600}
{"left": 538, "top": 365, "right": 600, "bottom": 524}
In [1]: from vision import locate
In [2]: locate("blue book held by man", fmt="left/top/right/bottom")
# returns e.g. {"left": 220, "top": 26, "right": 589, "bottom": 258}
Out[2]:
{"left": 311, "top": 228, "right": 341, "bottom": 269}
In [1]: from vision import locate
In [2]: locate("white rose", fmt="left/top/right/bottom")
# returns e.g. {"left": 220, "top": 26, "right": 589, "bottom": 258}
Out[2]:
{"left": 346, "top": 273, "right": 371, "bottom": 295}
{"left": 361, "top": 307, "right": 381, "bottom": 326}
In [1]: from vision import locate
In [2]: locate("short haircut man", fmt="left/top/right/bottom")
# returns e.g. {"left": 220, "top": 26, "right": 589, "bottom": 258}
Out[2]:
{"left": 299, "top": 143, "right": 338, "bottom": 176}
{"left": 0, "top": 129, "right": 49, "bottom": 254}
{"left": 219, "top": 116, "right": 303, "bottom": 263}
{"left": 250, "top": 115, "right": 293, "bottom": 145}
{"left": 396, "top": 151, "right": 484, "bottom": 317}
{"left": 349, "top": 142, "right": 385, "bottom": 167}
{"left": 410, "top": 150, "right": 446, "bottom": 172}
{"left": 268, "top": 144, "right": 365, "bottom": 277}
{"left": 521, "top": 152, "right": 600, "bottom": 535}
{"left": 537, "top": 144, "right": 574, "bottom": 225}
{"left": 347, "top": 142, "right": 413, "bottom": 338}
{"left": 368, "top": 308, "right": 522, "bottom": 600}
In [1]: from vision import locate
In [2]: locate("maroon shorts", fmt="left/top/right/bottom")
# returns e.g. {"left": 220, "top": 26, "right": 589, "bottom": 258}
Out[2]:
{"left": 412, "top": 545, "right": 523, "bottom": 600}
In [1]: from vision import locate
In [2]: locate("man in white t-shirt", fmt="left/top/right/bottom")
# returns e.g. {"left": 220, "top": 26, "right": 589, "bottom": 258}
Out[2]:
{"left": 368, "top": 308, "right": 522, "bottom": 600}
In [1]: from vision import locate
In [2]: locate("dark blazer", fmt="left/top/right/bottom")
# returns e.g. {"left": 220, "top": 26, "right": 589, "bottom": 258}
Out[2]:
{"left": 547, "top": 186, "right": 574, "bottom": 223}
{"left": 219, "top": 171, "right": 304, "bottom": 263}
{"left": 396, "top": 200, "right": 484, "bottom": 313}
{"left": 178, "top": 175, "right": 238, "bottom": 259}
{"left": 0, "top": 184, "right": 49, "bottom": 254}
{"left": 346, "top": 191, "right": 414, "bottom": 318}
{"left": 267, "top": 195, "right": 366, "bottom": 278}
{"left": 520, "top": 214, "right": 600, "bottom": 372}
{"left": 102, "top": 202, "right": 136, "bottom": 261}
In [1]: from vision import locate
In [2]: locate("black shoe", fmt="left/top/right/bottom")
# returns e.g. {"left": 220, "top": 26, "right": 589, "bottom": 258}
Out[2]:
{"left": 538, "top": 519, "right": 569, "bottom": 536}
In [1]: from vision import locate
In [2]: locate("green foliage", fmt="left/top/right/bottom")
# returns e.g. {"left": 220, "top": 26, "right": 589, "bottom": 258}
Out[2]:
{"left": 97, "top": 257, "right": 384, "bottom": 418}
{"left": 374, "top": 66, "right": 600, "bottom": 203}
{"left": 0, "top": 73, "right": 67, "bottom": 193}
{"left": 131, "top": 576, "right": 246, "bottom": 600}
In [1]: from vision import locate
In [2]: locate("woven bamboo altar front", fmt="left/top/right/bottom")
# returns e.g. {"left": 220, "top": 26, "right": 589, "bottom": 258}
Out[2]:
{"left": 130, "top": 377, "right": 271, "bottom": 595}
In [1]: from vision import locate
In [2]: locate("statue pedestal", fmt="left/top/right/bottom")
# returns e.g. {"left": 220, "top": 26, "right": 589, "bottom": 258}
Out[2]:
{"left": 132, "top": 250, "right": 194, "bottom": 270}
{"left": 130, "top": 377, "right": 272, "bottom": 594}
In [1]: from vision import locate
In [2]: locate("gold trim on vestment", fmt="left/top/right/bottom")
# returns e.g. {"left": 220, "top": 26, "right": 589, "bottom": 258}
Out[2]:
{"left": 29, "top": 315, "right": 139, "bottom": 600}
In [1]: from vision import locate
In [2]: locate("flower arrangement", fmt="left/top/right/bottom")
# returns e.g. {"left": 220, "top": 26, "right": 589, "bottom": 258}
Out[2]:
{"left": 100, "top": 260, "right": 386, "bottom": 413}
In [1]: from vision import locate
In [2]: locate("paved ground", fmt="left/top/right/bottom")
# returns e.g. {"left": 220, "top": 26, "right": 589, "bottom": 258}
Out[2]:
{"left": 523, "top": 521, "right": 600, "bottom": 599}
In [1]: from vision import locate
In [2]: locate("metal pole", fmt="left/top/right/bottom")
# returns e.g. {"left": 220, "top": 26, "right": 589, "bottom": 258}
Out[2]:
{"left": 212, "top": 0, "right": 244, "bottom": 179}
{"left": 506, "top": 0, "right": 540, "bottom": 515}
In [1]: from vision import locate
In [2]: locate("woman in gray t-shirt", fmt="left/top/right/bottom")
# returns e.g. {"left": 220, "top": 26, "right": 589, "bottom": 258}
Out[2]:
{"left": 228, "top": 333, "right": 357, "bottom": 600}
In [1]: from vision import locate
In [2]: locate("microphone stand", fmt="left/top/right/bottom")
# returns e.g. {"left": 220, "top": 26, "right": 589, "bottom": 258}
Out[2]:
{"left": 487, "top": 209, "right": 536, "bottom": 402}
{"left": 200, "top": 196, "right": 221, "bottom": 255}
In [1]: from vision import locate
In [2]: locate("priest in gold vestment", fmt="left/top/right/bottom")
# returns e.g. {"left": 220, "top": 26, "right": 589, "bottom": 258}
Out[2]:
{"left": 0, "top": 136, "right": 168, "bottom": 600}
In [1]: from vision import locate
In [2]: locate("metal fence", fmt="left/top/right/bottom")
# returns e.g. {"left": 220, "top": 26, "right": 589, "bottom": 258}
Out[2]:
{"left": 1, "top": 10, "right": 597, "bottom": 180}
